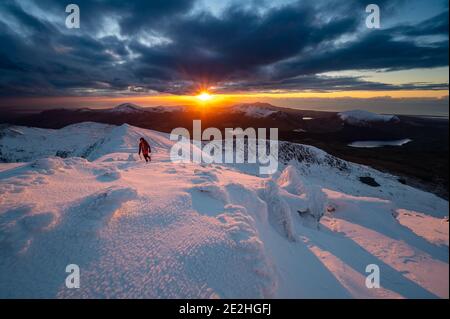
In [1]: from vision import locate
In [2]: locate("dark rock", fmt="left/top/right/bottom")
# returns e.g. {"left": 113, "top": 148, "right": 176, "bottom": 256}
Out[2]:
{"left": 359, "top": 176, "right": 380, "bottom": 187}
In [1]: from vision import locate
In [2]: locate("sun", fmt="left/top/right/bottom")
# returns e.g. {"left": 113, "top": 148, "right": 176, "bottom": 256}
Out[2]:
{"left": 196, "top": 91, "right": 213, "bottom": 102}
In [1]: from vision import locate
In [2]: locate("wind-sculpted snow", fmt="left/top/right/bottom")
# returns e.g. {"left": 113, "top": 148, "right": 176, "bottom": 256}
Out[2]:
{"left": 259, "top": 180, "right": 297, "bottom": 241}
{"left": 0, "top": 123, "right": 448, "bottom": 298}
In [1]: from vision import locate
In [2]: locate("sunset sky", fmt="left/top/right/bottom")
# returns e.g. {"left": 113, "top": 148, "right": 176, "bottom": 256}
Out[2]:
{"left": 0, "top": 0, "right": 448, "bottom": 115}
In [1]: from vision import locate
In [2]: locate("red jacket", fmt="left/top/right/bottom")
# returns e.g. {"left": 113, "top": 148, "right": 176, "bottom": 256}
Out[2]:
{"left": 139, "top": 140, "right": 151, "bottom": 155}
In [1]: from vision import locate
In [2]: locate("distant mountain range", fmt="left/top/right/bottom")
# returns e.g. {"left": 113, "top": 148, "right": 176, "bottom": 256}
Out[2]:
{"left": 1, "top": 102, "right": 403, "bottom": 132}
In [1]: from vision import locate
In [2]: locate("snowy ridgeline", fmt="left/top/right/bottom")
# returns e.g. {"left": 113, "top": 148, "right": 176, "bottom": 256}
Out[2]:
{"left": 0, "top": 122, "right": 448, "bottom": 299}
{"left": 338, "top": 110, "right": 400, "bottom": 126}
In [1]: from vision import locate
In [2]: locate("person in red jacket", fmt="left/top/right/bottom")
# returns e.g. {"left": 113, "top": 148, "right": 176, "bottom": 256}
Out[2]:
{"left": 138, "top": 137, "right": 152, "bottom": 162}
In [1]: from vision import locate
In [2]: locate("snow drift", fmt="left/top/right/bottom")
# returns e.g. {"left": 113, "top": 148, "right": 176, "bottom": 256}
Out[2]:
{"left": 0, "top": 122, "right": 448, "bottom": 299}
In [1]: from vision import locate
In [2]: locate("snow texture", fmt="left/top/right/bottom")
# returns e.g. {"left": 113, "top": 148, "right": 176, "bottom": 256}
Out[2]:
{"left": 0, "top": 122, "right": 448, "bottom": 299}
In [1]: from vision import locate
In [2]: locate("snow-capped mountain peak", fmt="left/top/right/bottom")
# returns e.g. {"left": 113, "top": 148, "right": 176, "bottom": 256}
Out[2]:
{"left": 338, "top": 110, "right": 400, "bottom": 126}
{"left": 109, "top": 103, "right": 146, "bottom": 113}
{"left": 231, "top": 102, "right": 279, "bottom": 118}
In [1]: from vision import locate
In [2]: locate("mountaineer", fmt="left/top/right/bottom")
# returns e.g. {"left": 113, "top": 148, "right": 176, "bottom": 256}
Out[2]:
{"left": 138, "top": 137, "right": 152, "bottom": 162}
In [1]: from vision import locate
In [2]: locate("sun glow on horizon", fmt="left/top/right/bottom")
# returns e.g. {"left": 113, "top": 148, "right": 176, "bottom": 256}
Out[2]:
{"left": 4, "top": 89, "right": 447, "bottom": 111}
{"left": 196, "top": 91, "right": 213, "bottom": 102}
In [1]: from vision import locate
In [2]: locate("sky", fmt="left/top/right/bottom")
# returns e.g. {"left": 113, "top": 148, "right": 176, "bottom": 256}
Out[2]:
{"left": 0, "top": 0, "right": 448, "bottom": 115}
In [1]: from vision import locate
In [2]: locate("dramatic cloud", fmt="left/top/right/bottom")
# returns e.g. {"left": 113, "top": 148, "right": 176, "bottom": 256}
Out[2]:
{"left": 0, "top": 0, "right": 448, "bottom": 97}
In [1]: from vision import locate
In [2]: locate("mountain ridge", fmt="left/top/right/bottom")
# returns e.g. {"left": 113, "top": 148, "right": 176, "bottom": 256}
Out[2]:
{"left": 0, "top": 122, "right": 447, "bottom": 298}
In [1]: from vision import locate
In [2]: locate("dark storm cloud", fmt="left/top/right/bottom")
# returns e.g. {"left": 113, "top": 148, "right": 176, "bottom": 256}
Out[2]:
{"left": 129, "top": 3, "right": 359, "bottom": 90}
{"left": 0, "top": 0, "right": 448, "bottom": 97}
{"left": 392, "top": 10, "right": 449, "bottom": 37}
{"left": 217, "top": 75, "right": 449, "bottom": 93}
{"left": 28, "top": 0, "right": 196, "bottom": 34}
{"left": 273, "top": 32, "right": 448, "bottom": 79}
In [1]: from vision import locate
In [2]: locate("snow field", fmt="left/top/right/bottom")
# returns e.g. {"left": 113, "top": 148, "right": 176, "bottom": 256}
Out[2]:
{"left": 0, "top": 123, "right": 448, "bottom": 298}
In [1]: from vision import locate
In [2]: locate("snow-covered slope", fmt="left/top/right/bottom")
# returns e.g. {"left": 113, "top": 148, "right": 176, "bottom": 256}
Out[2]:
{"left": 0, "top": 122, "right": 173, "bottom": 162}
{"left": 338, "top": 110, "right": 400, "bottom": 126}
{"left": 230, "top": 103, "right": 279, "bottom": 118}
{"left": 0, "top": 123, "right": 448, "bottom": 298}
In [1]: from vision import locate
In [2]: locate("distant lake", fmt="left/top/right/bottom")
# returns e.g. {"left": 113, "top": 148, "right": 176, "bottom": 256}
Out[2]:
{"left": 302, "top": 117, "right": 314, "bottom": 120}
{"left": 348, "top": 139, "right": 413, "bottom": 148}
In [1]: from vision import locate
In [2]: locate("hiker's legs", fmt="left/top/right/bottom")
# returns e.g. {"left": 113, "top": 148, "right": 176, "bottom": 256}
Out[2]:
{"left": 144, "top": 154, "right": 151, "bottom": 162}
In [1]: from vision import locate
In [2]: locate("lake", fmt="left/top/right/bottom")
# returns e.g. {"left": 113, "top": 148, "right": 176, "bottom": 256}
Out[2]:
{"left": 348, "top": 138, "right": 413, "bottom": 148}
